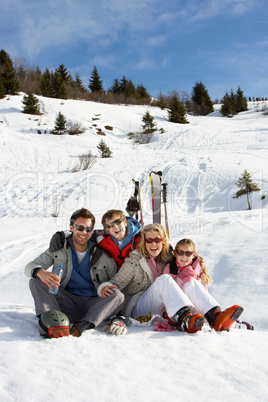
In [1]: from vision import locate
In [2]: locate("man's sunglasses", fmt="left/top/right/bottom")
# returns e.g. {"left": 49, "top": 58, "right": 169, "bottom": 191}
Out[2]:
{"left": 106, "top": 218, "right": 124, "bottom": 229}
{"left": 176, "top": 250, "right": 193, "bottom": 257}
{"left": 73, "top": 224, "right": 94, "bottom": 233}
{"left": 145, "top": 237, "right": 162, "bottom": 244}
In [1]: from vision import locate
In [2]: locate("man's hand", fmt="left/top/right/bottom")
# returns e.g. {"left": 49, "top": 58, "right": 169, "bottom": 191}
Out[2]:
{"left": 49, "top": 231, "right": 65, "bottom": 252}
{"left": 37, "top": 270, "right": 61, "bottom": 291}
{"left": 101, "top": 285, "right": 117, "bottom": 298}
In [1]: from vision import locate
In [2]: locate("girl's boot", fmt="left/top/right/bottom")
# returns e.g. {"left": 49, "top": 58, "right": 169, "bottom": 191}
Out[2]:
{"left": 205, "top": 305, "right": 244, "bottom": 332}
{"left": 175, "top": 306, "right": 204, "bottom": 333}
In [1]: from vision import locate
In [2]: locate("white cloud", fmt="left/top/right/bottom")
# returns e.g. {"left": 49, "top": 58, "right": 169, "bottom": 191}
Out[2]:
{"left": 146, "top": 36, "right": 167, "bottom": 48}
{"left": 160, "top": 0, "right": 264, "bottom": 26}
{"left": 2, "top": 0, "right": 265, "bottom": 61}
{"left": 1, "top": 0, "right": 268, "bottom": 98}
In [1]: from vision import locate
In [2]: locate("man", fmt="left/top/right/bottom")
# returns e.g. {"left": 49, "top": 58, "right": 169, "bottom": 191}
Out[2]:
{"left": 50, "top": 209, "right": 142, "bottom": 267}
{"left": 25, "top": 208, "right": 125, "bottom": 337}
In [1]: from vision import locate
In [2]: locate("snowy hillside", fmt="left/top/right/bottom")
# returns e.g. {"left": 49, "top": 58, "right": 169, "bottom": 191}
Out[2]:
{"left": 0, "top": 94, "right": 268, "bottom": 402}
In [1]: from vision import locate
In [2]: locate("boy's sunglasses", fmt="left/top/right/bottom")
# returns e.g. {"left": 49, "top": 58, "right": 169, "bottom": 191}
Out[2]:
{"left": 73, "top": 224, "right": 94, "bottom": 233}
{"left": 176, "top": 250, "right": 193, "bottom": 257}
{"left": 145, "top": 237, "right": 162, "bottom": 244}
{"left": 106, "top": 218, "right": 124, "bottom": 229}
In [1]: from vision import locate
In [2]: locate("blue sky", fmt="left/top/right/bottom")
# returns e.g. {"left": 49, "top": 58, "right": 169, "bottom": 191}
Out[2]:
{"left": 2, "top": 0, "right": 268, "bottom": 100}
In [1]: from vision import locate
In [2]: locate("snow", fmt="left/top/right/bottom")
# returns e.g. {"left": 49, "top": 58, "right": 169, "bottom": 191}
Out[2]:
{"left": 0, "top": 94, "right": 268, "bottom": 402}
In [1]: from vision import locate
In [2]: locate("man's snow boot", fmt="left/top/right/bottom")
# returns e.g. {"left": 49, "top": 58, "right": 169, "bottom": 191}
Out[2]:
{"left": 205, "top": 305, "right": 244, "bottom": 332}
{"left": 175, "top": 306, "right": 204, "bottom": 333}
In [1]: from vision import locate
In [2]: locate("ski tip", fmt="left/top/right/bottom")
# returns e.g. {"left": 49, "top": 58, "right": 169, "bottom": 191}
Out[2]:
{"left": 149, "top": 171, "right": 162, "bottom": 176}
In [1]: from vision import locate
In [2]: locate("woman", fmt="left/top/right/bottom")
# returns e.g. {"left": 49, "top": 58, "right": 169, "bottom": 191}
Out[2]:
{"left": 98, "top": 223, "right": 204, "bottom": 333}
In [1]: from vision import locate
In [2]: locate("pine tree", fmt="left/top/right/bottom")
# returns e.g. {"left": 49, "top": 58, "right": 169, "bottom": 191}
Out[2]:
{"left": 52, "top": 71, "right": 67, "bottom": 99}
{"left": 40, "top": 68, "right": 53, "bottom": 97}
{"left": 97, "top": 140, "right": 112, "bottom": 158}
{"left": 221, "top": 87, "right": 248, "bottom": 116}
{"left": 191, "top": 81, "right": 214, "bottom": 115}
{"left": 89, "top": 66, "right": 103, "bottom": 93}
{"left": 168, "top": 94, "right": 189, "bottom": 124}
{"left": 156, "top": 92, "right": 168, "bottom": 110}
{"left": 235, "top": 86, "right": 248, "bottom": 113}
{"left": 119, "top": 76, "right": 128, "bottom": 93}
{"left": 74, "top": 73, "right": 86, "bottom": 92}
{"left": 55, "top": 64, "right": 71, "bottom": 83}
{"left": 52, "top": 112, "right": 67, "bottom": 134}
{"left": 0, "top": 78, "right": 5, "bottom": 99}
{"left": 0, "top": 49, "right": 10, "bottom": 65}
{"left": 125, "top": 79, "right": 136, "bottom": 98}
{"left": 136, "top": 84, "right": 151, "bottom": 100}
{"left": 141, "top": 111, "right": 157, "bottom": 134}
{"left": 233, "top": 169, "right": 260, "bottom": 210}
{"left": 0, "top": 49, "right": 19, "bottom": 94}
{"left": 22, "top": 92, "right": 40, "bottom": 114}
{"left": 109, "top": 79, "right": 121, "bottom": 94}
{"left": 220, "top": 92, "right": 233, "bottom": 117}
{"left": 220, "top": 90, "right": 237, "bottom": 117}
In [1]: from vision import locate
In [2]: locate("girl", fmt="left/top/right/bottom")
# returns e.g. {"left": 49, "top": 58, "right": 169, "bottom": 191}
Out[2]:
{"left": 99, "top": 224, "right": 206, "bottom": 334}
{"left": 163, "top": 238, "right": 244, "bottom": 331}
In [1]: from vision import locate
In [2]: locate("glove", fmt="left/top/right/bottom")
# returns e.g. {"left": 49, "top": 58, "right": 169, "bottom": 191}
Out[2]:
{"left": 101, "top": 316, "right": 127, "bottom": 336}
{"left": 179, "top": 266, "right": 197, "bottom": 284}
{"left": 153, "top": 321, "right": 177, "bottom": 332}
{"left": 49, "top": 231, "right": 66, "bottom": 252}
{"left": 109, "top": 319, "right": 128, "bottom": 335}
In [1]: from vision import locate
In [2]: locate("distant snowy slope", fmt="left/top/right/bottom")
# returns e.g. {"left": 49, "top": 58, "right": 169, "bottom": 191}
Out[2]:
{"left": 0, "top": 94, "right": 267, "bottom": 402}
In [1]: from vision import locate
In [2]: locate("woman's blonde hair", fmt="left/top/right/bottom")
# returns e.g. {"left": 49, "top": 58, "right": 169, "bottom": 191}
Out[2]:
{"left": 137, "top": 223, "right": 170, "bottom": 263}
{"left": 175, "top": 238, "right": 212, "bottom": 286}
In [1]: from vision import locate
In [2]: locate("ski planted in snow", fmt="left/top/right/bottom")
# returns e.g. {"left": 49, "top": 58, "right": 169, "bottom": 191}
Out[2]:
{"left": 139, "top": 179, "right": 144, "bottom": 226}
{"left": 149, "top": 171, "right": 162, "bottom": 224}
{"left": 162, "top": 182, "right": 170, "bottom": 238}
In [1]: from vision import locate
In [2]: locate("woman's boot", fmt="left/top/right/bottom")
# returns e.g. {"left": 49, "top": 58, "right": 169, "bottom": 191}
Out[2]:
{"left": 205, "top": 305, "right": 244, "bottom": 332}
{"left": 175, "top": 306, "right": 204, "bottom": 333}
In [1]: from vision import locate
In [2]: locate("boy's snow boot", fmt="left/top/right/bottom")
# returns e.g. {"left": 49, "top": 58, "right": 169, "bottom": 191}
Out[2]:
{"left": 175, "top": 306, "right": 204, "bottom": 333}
{"left": 205, "top": 305, "right": 244, "bottom": 332}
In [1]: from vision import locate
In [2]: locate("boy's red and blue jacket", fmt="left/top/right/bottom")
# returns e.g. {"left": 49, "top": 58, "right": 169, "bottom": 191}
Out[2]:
{"left": 96, "top": 216, "right": 141, "bottom": 267}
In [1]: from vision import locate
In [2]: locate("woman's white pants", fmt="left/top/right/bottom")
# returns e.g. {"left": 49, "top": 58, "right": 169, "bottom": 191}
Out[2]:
{"left": 133, "top": 274, "right": 218, "bottom": 319}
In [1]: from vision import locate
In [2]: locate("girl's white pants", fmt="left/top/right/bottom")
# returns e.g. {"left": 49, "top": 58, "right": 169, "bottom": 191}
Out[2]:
{"left": 133, "top": 274, "right": 218, "bottom": 319}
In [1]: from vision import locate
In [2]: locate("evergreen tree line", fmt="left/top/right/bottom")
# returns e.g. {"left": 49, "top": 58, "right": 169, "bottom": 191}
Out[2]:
{"left": 220, "top": 87, "right": 248, "bottom": 117}
{"left": 0, "top": 49, "right": 248, "bottom": 117}
{"left": 89, "top": 66, "right": 151, "bottom": 104}
{"left": 0, "top": 49, "right": 151, "bottom": 105}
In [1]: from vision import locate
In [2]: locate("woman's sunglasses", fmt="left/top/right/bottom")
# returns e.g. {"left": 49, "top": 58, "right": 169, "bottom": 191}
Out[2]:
{"left": 145, "top": 237, "right": 162, "bottom": 244}
{"left": 175, "top": 250, "right": 193, "bottom": 257}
